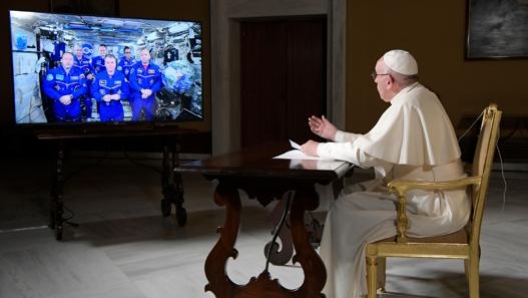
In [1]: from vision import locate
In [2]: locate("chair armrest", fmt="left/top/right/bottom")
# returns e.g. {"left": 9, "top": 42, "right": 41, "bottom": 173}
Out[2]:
{"left": 387, "top": 176, "right": 481, "bottom": 243}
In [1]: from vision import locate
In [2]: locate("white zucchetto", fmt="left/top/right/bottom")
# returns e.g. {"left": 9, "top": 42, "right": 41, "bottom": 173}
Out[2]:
{"left": 383, "top": 49, "right": 418, "bottom": 75}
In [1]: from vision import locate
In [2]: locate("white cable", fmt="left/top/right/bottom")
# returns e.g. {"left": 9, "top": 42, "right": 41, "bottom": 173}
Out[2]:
{"left": 494, "top": 129, "right": 508, "bottom": 214}
{"left": 458, "top": 110, "right": 508, "bottom": 217}
{"left": 458, "top": 110, "right": 485, "bottom": 142}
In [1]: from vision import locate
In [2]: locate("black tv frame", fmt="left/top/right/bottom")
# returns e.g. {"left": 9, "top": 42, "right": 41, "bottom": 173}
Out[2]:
{"left": 7, "top": 9, "right": 204, "bottom": 134}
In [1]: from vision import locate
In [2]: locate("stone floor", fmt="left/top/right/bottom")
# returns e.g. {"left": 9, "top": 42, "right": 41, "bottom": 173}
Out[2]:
{"left": 0, "top": 156, "right": 527, "bottom": 298}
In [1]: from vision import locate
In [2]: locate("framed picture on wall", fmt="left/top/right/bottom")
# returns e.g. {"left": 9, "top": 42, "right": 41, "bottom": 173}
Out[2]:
{"left": 49, "top": 0, "right": 119, "bottom": 17}
{"left": 466, "top": 0, "right": 528, "bottom": 59}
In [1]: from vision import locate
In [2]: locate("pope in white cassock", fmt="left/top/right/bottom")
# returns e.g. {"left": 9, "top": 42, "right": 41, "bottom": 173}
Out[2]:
{"left": 301, "top": 49, "right": 469, "bottom": 298}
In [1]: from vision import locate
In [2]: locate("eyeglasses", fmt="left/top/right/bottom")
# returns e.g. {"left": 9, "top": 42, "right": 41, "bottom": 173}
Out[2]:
{"left": 370, "top": 71, "right": 391, "bottom": 80}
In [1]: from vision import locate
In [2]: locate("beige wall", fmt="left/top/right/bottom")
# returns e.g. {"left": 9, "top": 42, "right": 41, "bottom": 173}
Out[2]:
{"left": 346, "top": 0, "right": 528, "bottom": 133}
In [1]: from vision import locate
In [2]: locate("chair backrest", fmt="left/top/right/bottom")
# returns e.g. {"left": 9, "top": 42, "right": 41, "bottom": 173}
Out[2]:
{"left": 469, "top": 104, "right": 502, "bottom": 247}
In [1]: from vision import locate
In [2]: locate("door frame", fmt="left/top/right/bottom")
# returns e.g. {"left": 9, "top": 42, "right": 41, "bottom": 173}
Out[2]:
{"left": 210, "top": 0, "right": 346, "bottom": 155}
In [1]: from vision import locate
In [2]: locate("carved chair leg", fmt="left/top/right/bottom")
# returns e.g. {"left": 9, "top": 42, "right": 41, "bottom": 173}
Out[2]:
{"left": 464, "top": 259, "right": 470, "bottom": 282}
{"left": 377, "top": 257, "right": 386, "bottom": 292}
{"left": 366, "top": 255, "right": 378, "bottom": 298}
{"left": 468, "top": 257, "right": 480, "bottom": 298}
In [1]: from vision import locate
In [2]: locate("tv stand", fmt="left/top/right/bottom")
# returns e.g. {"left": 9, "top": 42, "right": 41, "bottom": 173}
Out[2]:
{"left": 36, "top": 126, "right": 197, "bottom": 240}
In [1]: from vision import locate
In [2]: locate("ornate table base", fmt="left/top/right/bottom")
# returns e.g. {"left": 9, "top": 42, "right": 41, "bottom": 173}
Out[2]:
{"left": 204, "top": 182, "right": 326, "bottom": 298}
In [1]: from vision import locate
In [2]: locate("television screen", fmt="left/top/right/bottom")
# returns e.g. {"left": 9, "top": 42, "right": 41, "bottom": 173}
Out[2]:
{"left": 9, "top": 10, "right": 203, "bottom": 125}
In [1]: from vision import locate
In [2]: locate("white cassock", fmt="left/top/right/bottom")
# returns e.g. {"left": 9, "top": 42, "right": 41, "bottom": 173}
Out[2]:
{"left": 316, "top": 82, "right": 470, "bottom": 298}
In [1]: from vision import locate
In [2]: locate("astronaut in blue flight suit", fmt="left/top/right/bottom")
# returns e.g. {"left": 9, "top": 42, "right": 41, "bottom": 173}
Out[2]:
{"left": 117, "top": 46, "right": 136, "bottom": 81}
{"left": 91, "top": 44, "right": 107, "bottom": 75}
{"left": 91, "top": 54, "right": 129, "bottom": 122}
{"left": 73, "top": 44, "right": 95, "bottom": 119}
{"left": 51, "top": 38, "right": 66, "bottom": 67}
{"left": 129, "top": 48, "right": 162, "bottom": 121}
{"left": 42, "top": 52, "right": 87, "bottom": 122}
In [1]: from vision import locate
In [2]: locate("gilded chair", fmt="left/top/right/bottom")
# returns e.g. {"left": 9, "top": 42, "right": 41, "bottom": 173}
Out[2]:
{"left": 365, "top": 103, "right": 502, "bottom": 298}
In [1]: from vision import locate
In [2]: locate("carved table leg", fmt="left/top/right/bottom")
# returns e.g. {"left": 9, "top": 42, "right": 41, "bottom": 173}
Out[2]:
{"left": 288, "top": 187, "right": 326, "bottom": 297}
{"left": 171, "top": 138, "right": 186, "bottom": 226}
{"left": 160, "top": 136, "right": 187, "bottom": 226}
{"left": 49, "top": 139, "right": 64, "bottom": 241}
{"left": 204, "top": 182, "right": 241, "bottom": 297}
{"left": 205, "top": 183, "right": 326, "bottom": 298}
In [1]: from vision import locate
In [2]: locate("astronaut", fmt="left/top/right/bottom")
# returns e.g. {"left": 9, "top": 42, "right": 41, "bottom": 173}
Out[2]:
{"left": 50, "top": 36, "right": 66, "bottom": 67}
{"left": 42, "top": 52, "right": 87, "bottom": 122}
{"left": 129, "top": 48, "right": 162, "bottom": 121}
{"left": 73, "top": 44, "right": 95, "bottom": 119}
{"left": 73, "top": 44, "right": 94, "bottom": 79}
{"left": 91, "top": 54, "right": 129, "bottom": 122}
{"left": 91, "top": 44, "right": 107, "bottom": 75}
{"left": 117, "top": 46, "right": 136, "bottom": 81}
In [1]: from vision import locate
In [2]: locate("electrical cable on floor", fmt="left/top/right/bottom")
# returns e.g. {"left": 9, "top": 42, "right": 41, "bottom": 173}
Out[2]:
{"left": 58, "top": 149, "right": 110, "bottom": 226}
{"left": 62, "top": 204, "right": 79, "bottom": 227}
{"left": 264, "top": 191, "right": 293, "bottom": 272}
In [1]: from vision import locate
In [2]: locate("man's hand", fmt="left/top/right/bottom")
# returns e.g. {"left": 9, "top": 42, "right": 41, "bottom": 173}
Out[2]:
{"left": 141, "top": 89, "right": 153, "bottom": 99}
{"left": 58, "top": 95, "right": 72, "bottom": 105}
{"left": 301, "top": 140, "right": 320, "bottom": 156}
{"left": 308, "top": 115, "right": 337, "bottom": 140}
{"left": 102, "top": 94, "right": 112, "bottom": 102}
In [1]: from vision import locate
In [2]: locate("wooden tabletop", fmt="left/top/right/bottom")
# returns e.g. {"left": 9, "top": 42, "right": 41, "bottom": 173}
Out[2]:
{"left": 175, "top": 142, "right": 352, "bottom": 182}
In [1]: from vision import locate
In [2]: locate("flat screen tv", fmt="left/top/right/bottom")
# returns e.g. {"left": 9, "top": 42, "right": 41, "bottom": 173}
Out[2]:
{"left": 9, "top": 10, "right": 203, "bottom": 128}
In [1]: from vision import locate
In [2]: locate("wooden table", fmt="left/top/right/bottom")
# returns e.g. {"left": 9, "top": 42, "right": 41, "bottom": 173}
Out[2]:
{"left": 35, "top": 125, "right": 197, "bottom": 240}
{"left": 175, "top": 142, "right": 352, "bottom": 298}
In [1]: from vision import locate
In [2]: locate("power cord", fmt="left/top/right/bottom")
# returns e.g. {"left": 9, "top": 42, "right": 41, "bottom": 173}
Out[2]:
{"left": 59, "top": 149, "right": 110, "bottom": 226}
{"left": 457, "top": 110, "right": 484, "bottom": 143}
{"left": 494, "top": 130, "right": 508, "bottom": 214}
{"left": 457, "top": 110, "right": 508, "bottom": 217}
{"left": 62, "top": 204, "right": 79, "bottom": 227}
{"left": 265, "top": 191, "right": 293, "bottom": 272}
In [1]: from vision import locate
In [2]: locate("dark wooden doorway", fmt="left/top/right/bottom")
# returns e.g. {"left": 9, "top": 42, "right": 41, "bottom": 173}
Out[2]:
{"left": 240, "top": 17, "right": 327, "bottom": 148}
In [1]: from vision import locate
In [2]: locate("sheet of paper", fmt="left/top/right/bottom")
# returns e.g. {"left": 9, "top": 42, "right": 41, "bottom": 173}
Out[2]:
{"left": 273, "top": 141, "right": 354, "bottom": 174}
{"left": 273, "top": 149, "right": 324, "bottom": 160}
{"left": 289, "top": 139, "right": 301, "bottom": 150}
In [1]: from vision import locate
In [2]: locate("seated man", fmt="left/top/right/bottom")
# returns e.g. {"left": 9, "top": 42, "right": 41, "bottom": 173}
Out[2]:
{"left": 301, "top": 49, "right": 469, "bottom": 298}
